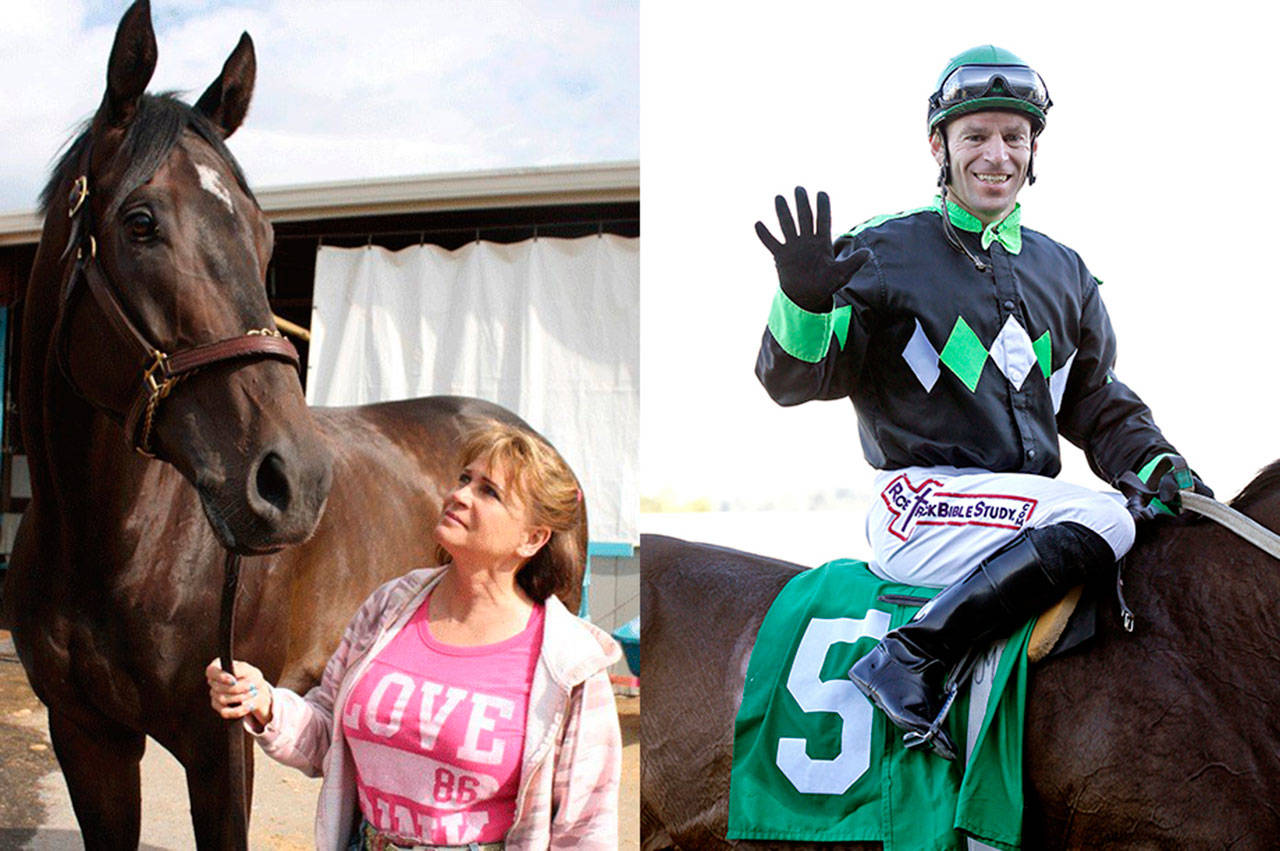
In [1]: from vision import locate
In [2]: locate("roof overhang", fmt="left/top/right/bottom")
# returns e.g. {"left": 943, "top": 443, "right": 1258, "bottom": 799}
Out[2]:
{"left": 0, "top": 160, "right": 639, "bottom": 247}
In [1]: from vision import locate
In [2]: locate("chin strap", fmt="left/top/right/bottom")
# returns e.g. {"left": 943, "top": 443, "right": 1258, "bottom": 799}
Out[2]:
{"left": 937, "top": 138, "right": 989, "bottom": 273}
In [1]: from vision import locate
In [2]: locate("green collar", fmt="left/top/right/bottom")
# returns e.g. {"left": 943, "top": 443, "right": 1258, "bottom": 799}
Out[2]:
{"left": 934, "top": 195, "right": 1022, "bottom": 254}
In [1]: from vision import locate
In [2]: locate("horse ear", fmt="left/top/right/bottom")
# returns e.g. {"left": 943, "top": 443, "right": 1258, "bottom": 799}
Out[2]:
{"left": 102, "top": 0, "right": 157, "bottom": 130}
{"left": 195, "top": 33, "right": 256, "bottom": 139}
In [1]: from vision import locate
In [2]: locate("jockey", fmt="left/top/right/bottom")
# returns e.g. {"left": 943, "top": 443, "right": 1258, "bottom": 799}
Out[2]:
{"left": 753, "top": 45, "right": 1211, "bottom": 761}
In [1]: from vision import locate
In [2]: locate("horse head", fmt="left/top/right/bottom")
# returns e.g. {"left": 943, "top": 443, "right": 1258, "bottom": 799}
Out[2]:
{"left": 33, "top": 0, "right": 332, "bottom": 554}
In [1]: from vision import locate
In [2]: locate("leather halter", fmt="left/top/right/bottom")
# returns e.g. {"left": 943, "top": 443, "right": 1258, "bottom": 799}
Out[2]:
{"left": 52, "top": 151, "right": 300, "bottom": 457}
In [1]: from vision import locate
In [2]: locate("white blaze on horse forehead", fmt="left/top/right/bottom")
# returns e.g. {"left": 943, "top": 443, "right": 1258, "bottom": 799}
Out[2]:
{"left": 194, "top": 163, "right": 235, "bottom": 215}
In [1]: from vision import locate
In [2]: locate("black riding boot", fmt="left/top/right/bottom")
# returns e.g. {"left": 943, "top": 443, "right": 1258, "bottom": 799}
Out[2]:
{"left": 849, "top": 521, "right": 1115, "bottom": 760}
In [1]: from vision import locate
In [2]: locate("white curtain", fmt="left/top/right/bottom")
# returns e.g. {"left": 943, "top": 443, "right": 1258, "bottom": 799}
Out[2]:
{"left": 306, "top": 236, "right": 639, "bottom": 544}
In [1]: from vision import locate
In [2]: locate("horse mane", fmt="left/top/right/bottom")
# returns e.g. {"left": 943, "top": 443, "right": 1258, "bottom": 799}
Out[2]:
{"left": 39, "top": 92, "right": 255, "bottom": 217}
{"left": 1229, "top": 459, "right": 1280, "bottom": 512}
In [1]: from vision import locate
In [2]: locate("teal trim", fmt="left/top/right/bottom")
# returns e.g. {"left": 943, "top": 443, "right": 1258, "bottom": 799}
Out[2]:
{"left": 766, "top": 288, "right": 850, "bottom": 364}
{"left": 613, "top": 617, "right": 640, "bottom": 675}
{"left": 588, "top": 541, "right": 634, "bottom": 558}
{"left": 579, "top": 557, "right": 592, "bottom": 618}
{"left": 580, "top": 541, "right": 636, "bottom": 620}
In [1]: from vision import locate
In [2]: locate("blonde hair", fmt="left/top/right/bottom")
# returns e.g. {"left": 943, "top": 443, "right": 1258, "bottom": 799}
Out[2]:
{"left": 435, "top": 421, "right": 585, "bottom": 601}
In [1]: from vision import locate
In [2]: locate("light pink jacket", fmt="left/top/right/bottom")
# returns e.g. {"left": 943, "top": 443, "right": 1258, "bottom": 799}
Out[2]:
{"left": 250, "top": 567, "right": 622, "bottom": 850}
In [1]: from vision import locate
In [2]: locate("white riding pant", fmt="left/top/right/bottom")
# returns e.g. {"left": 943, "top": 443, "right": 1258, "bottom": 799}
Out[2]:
{"left": 865, "top": 466, "right": 1135, "bottom": 588}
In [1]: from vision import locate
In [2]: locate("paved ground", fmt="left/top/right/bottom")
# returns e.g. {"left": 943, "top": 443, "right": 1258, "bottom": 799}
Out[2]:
{"left": 0, "top": 631, "right": 639, "bottom": 849}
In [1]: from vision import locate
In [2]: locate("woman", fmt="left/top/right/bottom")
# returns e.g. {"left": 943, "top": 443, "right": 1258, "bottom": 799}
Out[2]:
{"left": 207, "top": 422, "right": 622, "bottom": 850}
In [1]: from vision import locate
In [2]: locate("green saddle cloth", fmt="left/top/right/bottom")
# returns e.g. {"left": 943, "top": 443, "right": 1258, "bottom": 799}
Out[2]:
{"left": 727, "top": 559, "right": 1031, "bottom": 850}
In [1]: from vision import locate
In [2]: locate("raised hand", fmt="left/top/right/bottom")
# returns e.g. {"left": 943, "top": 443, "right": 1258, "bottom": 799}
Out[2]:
{"left": 755, "top": 187, "right": 870, "bottom": 312}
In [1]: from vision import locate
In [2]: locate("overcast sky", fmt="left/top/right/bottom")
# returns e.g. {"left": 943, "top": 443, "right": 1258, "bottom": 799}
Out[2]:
{"left": 640, "top": 1, "right": 1280, "bottom": 519}
{"left": 0, "top": 0, "right": 637, "bottom": 212}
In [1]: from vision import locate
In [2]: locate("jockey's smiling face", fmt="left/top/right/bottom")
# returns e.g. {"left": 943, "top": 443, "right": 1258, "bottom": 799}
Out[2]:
{"left": 931, "top": 111, "right": 1035, "bottom": 228}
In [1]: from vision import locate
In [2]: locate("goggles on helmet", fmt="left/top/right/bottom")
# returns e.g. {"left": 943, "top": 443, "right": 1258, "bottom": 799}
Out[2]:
{"left": 930, "top": 63, "right": 1051, "bottom": 115}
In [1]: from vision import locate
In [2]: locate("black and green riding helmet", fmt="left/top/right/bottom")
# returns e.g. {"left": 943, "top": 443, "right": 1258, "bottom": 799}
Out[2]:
{"left": 927, "top": 45, "right": 1052, "bottom": 136}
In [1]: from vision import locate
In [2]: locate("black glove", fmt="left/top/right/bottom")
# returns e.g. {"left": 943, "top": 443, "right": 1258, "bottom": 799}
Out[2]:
{"left": 1119, "top": 452, "right": 1213, "bottom": 523}
{"left": 755, "top": 187, "right": 870, "bottom": 313}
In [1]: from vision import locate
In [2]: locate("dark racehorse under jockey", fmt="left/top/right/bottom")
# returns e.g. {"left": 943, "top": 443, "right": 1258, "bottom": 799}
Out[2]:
{"left": 754, "top": 45, "right": 1212, "bottom": 760}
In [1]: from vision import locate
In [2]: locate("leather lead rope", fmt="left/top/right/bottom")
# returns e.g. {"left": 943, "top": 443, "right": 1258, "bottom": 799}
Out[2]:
{"left": 218, "top": 550, "right": 248, "bottom": 851}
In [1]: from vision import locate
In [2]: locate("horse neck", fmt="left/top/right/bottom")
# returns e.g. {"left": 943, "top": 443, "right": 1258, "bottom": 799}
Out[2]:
{"left": 1235, "top": 476, "right": 1280, "bottom": 536}
{"left": 1135, "top": 512, "right": 1280, "bottom": 659}
{"left": 1209, "top": 472, "right": 1280, "bottom": 611}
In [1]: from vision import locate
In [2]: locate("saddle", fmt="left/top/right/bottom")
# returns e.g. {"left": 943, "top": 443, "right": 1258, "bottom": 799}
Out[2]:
{"left": 1028, "top": 557, "right": 1132, "bottom": 663}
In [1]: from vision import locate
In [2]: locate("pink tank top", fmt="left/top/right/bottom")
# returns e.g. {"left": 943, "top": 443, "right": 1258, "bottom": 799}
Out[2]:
{"left": 341, "top": 595, "right": 543, "bottom": 845}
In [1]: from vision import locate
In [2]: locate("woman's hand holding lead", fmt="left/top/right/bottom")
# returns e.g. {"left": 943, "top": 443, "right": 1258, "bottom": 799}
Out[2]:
{"left": 205, "top": 659, "right": 273, "bottom": 726}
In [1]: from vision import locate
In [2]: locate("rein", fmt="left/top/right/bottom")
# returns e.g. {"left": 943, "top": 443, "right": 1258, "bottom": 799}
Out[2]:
{"left": 1180, "top": 492, "right": 1280, "bottom": 560}
{"left": 1118, "top": 459, "right": 1280, "bottom": 561}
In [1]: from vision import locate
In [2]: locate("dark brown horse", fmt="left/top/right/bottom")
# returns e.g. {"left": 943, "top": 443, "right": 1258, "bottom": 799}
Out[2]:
{"left": 2, "top": 3, "right": 584, "bottom": 848}
{"left": 641, "top": 463, "right": 1280, "bottom": 849}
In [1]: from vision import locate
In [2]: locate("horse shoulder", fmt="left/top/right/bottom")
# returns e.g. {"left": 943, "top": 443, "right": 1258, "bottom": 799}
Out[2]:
{"left": 1025, "top": 519, "right": 1280, "bottom": 844}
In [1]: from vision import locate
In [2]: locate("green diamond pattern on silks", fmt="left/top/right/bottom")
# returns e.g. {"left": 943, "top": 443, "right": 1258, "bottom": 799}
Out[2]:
{"left": 939, "top": 316, "right": 988, "bottom": 392}
{"left": 1033, "top": 330, "right": 1051, "bottom": 378}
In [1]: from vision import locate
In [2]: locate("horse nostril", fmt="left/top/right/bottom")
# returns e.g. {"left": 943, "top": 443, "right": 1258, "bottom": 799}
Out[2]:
{"left": 254, "top": 451, "right": 291, "bottom": 514}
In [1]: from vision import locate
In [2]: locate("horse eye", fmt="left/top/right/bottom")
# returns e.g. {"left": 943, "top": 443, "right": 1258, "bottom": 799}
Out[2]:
{"left": 125, "top": 210, "right": 158, "bottom": 241}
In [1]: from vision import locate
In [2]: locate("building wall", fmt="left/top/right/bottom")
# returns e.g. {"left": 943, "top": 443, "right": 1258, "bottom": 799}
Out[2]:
{"left": 585, "top": 552, "right": 640, "bottom": 679}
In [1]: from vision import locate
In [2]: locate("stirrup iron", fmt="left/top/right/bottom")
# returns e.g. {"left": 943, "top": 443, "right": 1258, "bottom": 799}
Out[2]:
{"left": 901, "top": 646, "right": 980, "bottom": 758}
{"left": 902, "top": 680, "right": 959, "bottom": 755}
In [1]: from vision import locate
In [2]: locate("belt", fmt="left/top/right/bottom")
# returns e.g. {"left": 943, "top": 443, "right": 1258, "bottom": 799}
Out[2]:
{"left": 361, "top": 820, "right": 504, "bottom": 851}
